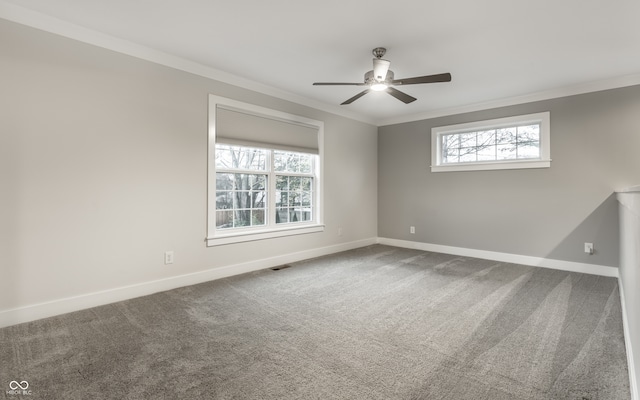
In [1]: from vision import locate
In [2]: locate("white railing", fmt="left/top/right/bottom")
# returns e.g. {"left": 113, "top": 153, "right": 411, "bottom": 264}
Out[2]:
{"left": 618, "top": 185, "right": 640, "bottom": 400}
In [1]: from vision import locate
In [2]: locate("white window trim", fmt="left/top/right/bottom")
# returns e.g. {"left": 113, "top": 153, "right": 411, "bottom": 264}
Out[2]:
{"left": 431, "top": 112, "right": 551, "bottom": 172}
{"left": 207, "top": 95, "right": 324, "bottom": 247}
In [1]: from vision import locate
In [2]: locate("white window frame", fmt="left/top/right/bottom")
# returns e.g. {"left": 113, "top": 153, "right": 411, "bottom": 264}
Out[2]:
{"left": 207, "top": 95, "right": 324, "bottom": 247}
{"left": 431, "top": 112, "right": 551, "bottom": 172}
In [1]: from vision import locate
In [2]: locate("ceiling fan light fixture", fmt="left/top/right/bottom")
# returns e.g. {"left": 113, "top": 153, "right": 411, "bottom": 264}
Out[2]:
{"left": 370, "top": 82, "right": 388, "bottom": 91}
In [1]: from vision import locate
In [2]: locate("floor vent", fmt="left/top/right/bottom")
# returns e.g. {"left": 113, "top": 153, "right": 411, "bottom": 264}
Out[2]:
{"left": 270, "top": 264, "right": 292, "bottom": 271}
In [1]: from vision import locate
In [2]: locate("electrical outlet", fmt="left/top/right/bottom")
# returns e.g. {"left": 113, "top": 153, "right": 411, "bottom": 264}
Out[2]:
{"left": 410, "top": 226, "right": 416, "bottom": 234}
{"left": 338, "top": 227, "right": 343, "bottom": 236}
{"left": 584, "top": 243, "right": 594, "bottom": 255}
{"left": 164, "top": 251, "right": 174, "bottom": 264}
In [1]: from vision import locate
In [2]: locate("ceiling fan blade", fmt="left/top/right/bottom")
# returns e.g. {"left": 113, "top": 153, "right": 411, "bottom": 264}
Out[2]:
{"left": 386, "top": 87, "right": 417, "bottom": 104}
{"left": 341, "top": 89, "right": 371, "bottom": 105}
{"left": 391, "top": 73, "right": 452, "bottom": 86}
{"left": 313, "top": 82, "right": 367, "bottom": 86}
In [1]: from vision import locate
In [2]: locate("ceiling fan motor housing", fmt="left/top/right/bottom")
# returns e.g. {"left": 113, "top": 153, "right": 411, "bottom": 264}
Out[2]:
{"left": 372, "top": 58, "right": 391, "bottom": 81}
{"left": 365, "top": 69, "right": 394, "bottom": 85}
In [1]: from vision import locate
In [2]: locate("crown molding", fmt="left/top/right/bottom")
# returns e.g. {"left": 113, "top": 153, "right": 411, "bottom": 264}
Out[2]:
{"left": 2, "top": 1, "right": 639, "bottom": 128}
{"left": 377, "top": 74, "right": 640, "bottom": 126}
{"left": 0, "top": 1, "right": 377, "bottom": 126}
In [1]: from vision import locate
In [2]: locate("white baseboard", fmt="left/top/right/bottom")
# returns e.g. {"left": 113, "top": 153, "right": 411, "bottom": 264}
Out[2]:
{"left": 0, "top": 237, "right": 621, "bottom": 329}
{"left": 2, "top": 235, "right": 633, "bottom": 394}
{"left": 619, "top": 277, "right": 639, "bottom": 400}
{"left": 377, "top": 237, "right": 619, "bottom": 278}
{"left": 0, "top": 237, "right": 377, "bottom": 328}
{"left": 380, "top": 238, "right": 636, "bottom": 393}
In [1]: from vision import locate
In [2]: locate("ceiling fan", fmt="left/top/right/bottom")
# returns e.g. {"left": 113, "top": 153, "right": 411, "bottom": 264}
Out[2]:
{"left": 313, "top": 47, "right": 451, "bottom": 105}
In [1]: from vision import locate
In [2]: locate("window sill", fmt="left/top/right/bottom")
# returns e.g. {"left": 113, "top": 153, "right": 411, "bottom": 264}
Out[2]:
{"left": 206, "top": 224, "right": 325, "bottom": 247}
{"left": 431, "top": 159, "right": 551, "bottom": 173}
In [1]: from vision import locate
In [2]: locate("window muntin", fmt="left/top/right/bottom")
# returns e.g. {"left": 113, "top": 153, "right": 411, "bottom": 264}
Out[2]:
{"left": 214, "top": 144, "right": 317, "bottom": 232}
{"left": 215, "top": 145, "right": 268, "bottom": 170}
{"left": 274, "top": 150, "right": 313, "bottom": 174}
{"left": 431, "top": 112, "right": 550, "bottom": 172}
{"left": 441, "top": 123, "right": 541, "bottom": 164}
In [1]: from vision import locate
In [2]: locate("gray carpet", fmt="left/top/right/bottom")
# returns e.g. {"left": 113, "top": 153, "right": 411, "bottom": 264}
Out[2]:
{"left": 0, "top": 245, "right": 630, "bottom": 399}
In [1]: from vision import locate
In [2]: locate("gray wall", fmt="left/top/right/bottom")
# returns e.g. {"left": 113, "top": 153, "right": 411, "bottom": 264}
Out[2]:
{"left": 379, "top": 85, "right": 640, "bottom": 267}
{"left": 0, "top": 19, "right": 378, "bottom": 312}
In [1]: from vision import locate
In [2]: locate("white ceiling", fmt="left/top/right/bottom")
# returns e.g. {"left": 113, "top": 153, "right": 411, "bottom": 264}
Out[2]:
{"left": 2, "top": 0, "right": 640, "bottom": 126}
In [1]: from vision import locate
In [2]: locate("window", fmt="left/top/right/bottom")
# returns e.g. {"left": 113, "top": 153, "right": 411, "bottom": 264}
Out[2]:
{"left": 215, "top": 145, "right": 268, "bottom": 230}
{"left": 207, "top": 95, "right": 324, "bottom": 246}
{"left": 431, "top": 112, "right": 550, "bottom": 172}
{"left": 274, "top": 151, "right": 315, "bottom": 224}
{"left": 215, "top": 145, "right": 317, "bottom": 229}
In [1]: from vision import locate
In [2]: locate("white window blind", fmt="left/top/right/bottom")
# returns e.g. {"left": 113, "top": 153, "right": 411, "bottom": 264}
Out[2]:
{"left": 215, "top": 106, "right": 319, "bottom": 154}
